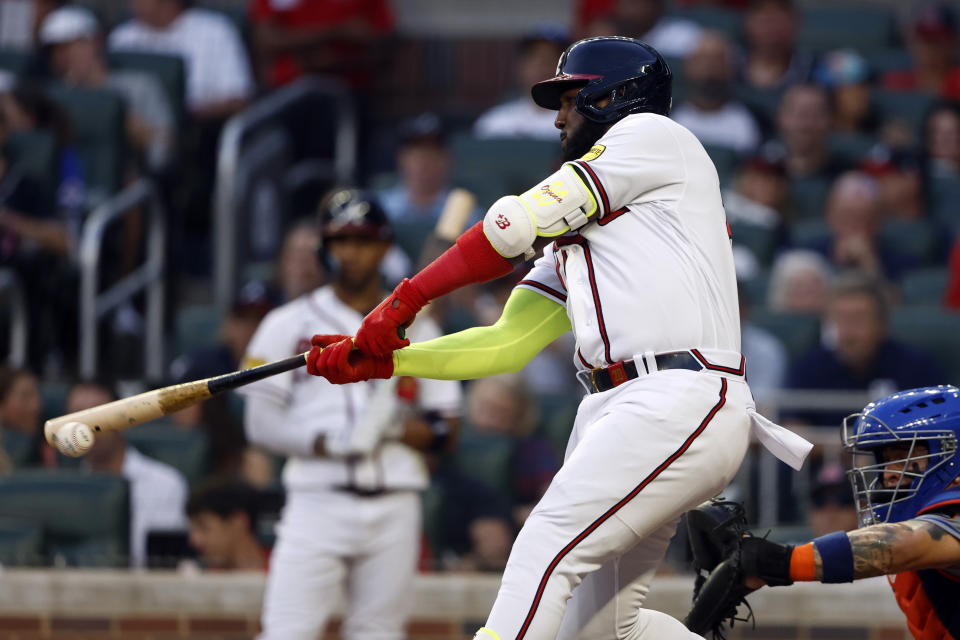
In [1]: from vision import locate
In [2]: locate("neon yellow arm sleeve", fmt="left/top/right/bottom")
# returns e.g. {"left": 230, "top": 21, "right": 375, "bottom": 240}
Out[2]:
{"left": 392, "top": 288, "right": 571, "bottom": 380}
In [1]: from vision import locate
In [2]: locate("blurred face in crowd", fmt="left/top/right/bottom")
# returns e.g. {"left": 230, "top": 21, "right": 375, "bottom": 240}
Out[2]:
{"left": 909, "top": 29, "right": 957, "bottom": 74}
{"left": 519, "top": 41, "right": 564, "bottom": 96}
{"left": 739, "top": 166, "right": 787, "bottom": 210}
{"left": 927, "top": 107, "right": 960, "bottom": 173}
{"left": 130, "top": 0, "right": 179, "bottom": 28}
{"left": 0, "top": 371, "right": 41, "bottom": 434}
{"left": 745, "top": 0, "right": 796, "bottom": 54}
{"left": 615, "top": 0, "right": 663, "bottom": 36}
{"left": 826, "top": 176, "right": 882, "bottom": 241}
{"left": 467, "top": 377, "right": 529, "bottom": 436}
{"left": 326, "top": 236, "right": 389, "bottom": 293}
{"left": 49, "top": 37, "right": 102, "bottom": 85}
{"left": 68, "top": 384, "right": 124, "bottom": 466}
{"left": 278, "top": 225, "right": 324, "bottom": 301}
{"left": 778, "top": 86, "right": 832, "bottom": 154}
{"left": 685, "top": 32, "right": 734, "bottom": 109}
{"left": 877, "top": 168, "right": 923, "bottom": 219}
{"left": 188, "top": 510, "right": 249, "bottom": 569}
{"left": 398, "top": 140, "right": 451, "bottom": 200}
{"left": 781, "top": 265, "right": 828, "bottom": 314}
{"left": 809, "top": 490, "right": 859, "bottom": 537}
{"left": 827, "top": 291, "right": 886, "bottom": 370}
{"left": 833, "top": 83, "right": 871, "bottom": 131}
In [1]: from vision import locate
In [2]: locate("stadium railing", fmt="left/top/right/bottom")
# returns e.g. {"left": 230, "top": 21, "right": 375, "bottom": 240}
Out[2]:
{"left": 0, "top": 268, "right": 28, "bottom": 369}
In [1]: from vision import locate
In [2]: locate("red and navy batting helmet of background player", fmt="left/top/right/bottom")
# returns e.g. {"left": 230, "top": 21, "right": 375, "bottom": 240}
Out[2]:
{"left": 319, "top": 189, "right": 394, "bottom": 243}
{"left": 531, "top": 36, "right": 673, "bottom": 124}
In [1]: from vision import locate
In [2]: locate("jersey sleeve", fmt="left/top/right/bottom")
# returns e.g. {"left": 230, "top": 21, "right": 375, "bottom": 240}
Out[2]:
{"left": 915, "top": 512, "right": 960, "bottom": 542}
{"left": 516, "top": 243, "right": 567, "bottom": 306}
{"left": 238, "top": 309, "right": 296, "bottom": 404}
{"left": 406, "top": 315, "right": 463, "bottom": 416}
{"left": 567, "top": 115, "right": 685, "bottom": 219}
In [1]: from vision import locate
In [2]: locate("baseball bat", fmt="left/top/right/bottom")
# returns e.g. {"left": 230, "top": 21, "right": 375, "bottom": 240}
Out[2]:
{"left": 43, "top": 352, "right": 309, "bottom": 446}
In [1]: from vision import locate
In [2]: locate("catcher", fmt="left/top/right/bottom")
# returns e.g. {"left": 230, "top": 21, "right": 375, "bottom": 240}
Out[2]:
{"left": 685, "top": 385, "right": 960, "bottom": 640}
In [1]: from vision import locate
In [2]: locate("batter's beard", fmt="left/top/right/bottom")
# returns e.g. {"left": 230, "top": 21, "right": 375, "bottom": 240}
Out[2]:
{"left": 561, "top": 119, "right": 610, "bottom": 162}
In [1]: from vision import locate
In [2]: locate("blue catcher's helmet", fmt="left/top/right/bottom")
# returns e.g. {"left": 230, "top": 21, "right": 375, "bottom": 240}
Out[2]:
{"left": 843, "top": 386, "right": 960, "bottom": 526}
{"left": 530, "top": 36, "right": 673, "bottom": 124}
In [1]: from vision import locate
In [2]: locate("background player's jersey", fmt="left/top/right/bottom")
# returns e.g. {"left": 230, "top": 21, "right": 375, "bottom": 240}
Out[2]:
{"left": 517, "top": 113, "right": 740, "bottom": 368}
{"left": 890, "top": 502, "right": 960, "bottom": 640}
{"left": 240, "top": 285, "right": 462, "bottom": 492}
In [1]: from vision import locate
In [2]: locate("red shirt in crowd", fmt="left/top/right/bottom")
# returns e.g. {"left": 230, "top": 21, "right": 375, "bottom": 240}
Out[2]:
{"left": 946, "top": 239, "right": 960, "bottom": 309}
{"left": 249, "top": 0, "right": 394, "bottom": 88}
{"left": 882, "top": 68, "right": 960, "bottom": 101}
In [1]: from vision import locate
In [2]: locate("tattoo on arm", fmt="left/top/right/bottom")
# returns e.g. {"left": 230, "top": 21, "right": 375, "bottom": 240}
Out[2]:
{"left": 848, "top": 525, "right": 902, "bottom": 578}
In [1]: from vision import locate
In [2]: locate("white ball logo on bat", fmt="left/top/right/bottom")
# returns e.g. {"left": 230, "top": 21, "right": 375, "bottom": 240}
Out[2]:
{"left": 56, "top": 421, "right": 96, "bottom": 457}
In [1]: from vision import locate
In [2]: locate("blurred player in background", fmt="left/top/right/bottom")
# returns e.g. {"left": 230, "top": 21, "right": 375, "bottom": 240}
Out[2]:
{"left": 308, "top": 37, "right": 811, "bottom": 639}
{"left": 240, "top": 190, "right": 462, "bottom": 640}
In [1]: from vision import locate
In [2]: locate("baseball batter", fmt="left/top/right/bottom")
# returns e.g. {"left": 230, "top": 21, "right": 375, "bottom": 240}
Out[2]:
{"left": 240, "top": 191, "right": 462, "bottom": 640}
{"left": 308, "top": 37, "right": 811, "bottom": 639}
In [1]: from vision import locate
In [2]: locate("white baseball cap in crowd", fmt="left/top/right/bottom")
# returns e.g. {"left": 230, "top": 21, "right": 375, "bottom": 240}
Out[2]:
{"left": 39, "top": 6, "right": 99, "bottom": 46}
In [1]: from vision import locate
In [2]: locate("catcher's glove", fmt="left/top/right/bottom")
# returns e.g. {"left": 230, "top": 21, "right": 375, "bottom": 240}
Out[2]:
{"left": 682, "top": 499, "right": 794, "bottom": 639}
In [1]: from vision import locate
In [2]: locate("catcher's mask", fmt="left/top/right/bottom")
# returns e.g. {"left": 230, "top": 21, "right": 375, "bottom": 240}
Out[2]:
{"left": 843, "top": 385, "right": 960, "bottom": 526}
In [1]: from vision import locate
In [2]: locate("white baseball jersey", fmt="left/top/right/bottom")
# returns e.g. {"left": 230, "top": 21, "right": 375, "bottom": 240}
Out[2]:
{"left": 239, "top": 284, "right": 462, "bottom": 492}
{"left": 516, "top": 112, "right": 741, "bottom": 370}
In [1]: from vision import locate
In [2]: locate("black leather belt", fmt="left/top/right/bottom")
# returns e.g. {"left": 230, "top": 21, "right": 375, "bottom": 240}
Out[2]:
{"left": 579, "top": 351, "right": 704, "bottom": 394}
{"left": 332, "top": 486, "right": 416, "bottom": 498}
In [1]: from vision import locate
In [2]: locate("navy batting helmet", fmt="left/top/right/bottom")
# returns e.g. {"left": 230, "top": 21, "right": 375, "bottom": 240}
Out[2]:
{"left": 319, "top": 189, "right": 393, "bottom": 242}
{"left": 531, "top": 37, "right": 673, "bottom": 124}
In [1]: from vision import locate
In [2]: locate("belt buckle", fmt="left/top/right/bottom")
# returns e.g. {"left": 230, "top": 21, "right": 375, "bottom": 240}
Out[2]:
{"left": 589, "top": 368, "right": 600, "bottom": 393}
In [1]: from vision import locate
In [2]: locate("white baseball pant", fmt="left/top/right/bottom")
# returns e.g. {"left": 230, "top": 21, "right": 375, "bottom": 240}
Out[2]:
{"left": 258, "top": 489, "right": 420, "bottom": 640}
{"left": 478, "top": 368, "right": 752, "bottom": 640}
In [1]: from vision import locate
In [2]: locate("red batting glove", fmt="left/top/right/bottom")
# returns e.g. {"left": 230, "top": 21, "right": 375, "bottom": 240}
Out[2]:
{"left": 307, "top": 337, "right": 394, "bottom": 384}
{"left": 306, "top": 334, "right": 350, "bottom": 376}
{"left": 354, "top": 278, "right": 428, "bottom": 355}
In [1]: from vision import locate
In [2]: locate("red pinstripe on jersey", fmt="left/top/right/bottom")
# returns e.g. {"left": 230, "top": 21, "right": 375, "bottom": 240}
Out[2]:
{"left": 514, "top": 378, "right": 729, "bottom": 640}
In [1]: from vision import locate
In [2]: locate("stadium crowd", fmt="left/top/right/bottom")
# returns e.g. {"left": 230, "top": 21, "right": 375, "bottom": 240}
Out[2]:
{"left": 0, "top": 0, "right": 959, "bottom": 572}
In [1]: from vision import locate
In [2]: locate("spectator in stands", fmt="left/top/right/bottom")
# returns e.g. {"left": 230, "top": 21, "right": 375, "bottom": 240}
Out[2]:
{"left": 883, "top": 2, "right": 960, "bottom": 100}
{"left": 0, "top": 366, "right": 51, "bottom": 468}
{"left": 767, "top": 249, "right": 832, "bottom": 314}
{"left": 741, "top": 0, "right": 814, "bottom": 90}
{"left": 722, "top": 145, "right": 789, "bottom": 233}
{"left": 465, "top": 374, "right": 560, "bottom": 528}
{"left": 776, "top": 84, "right": 845, "bottom": 181}
{"left": 1, "top": 85, "right": 85, "bottom": 219}
{"left": 923, "top": 100, "right": 960, "bottom": 178}
{"left": 814, "top": 49, "right": 880, "bottom": 136}
{"left": 581, "top": 0, "right": 702, "bottom": 58}
{"left": 784, "top": 272, "right": 944, "bottom": 427}
{"left": 672, "top": 31, "right": 761, "bottom": 155}
{"left": 808, "top": 462, "right": 858, "bottom": 537}
{"left": 738, "top": 285, "right": 787, "bottom": 410}
{"left": 275, "top": 218, "right": 325, "bottom": 303}
{"left": 40, "top": 6, "right": 174, "bottom": 171}
{"left": 861, "top": 145, "right": 927, "bottom": 221}
{"left": 378, "top": 113, "right": 459, "bottom": 224}
{"left": 811, "top": 172, "right": 914, "bottom": 281}
{"left": 474, "top": 26, "right": 569, "bottom": 141}
{"left": 186, "top": 482, "right": 267, "bottom": 570}
{"left": 249, "top": 0, "right": 394, "bottom": 90}
{"left": 109, "top": 0, "right": 254, "bottom": 118}
{"left": 71, "top": 380, "right": 188, "bottom": 567}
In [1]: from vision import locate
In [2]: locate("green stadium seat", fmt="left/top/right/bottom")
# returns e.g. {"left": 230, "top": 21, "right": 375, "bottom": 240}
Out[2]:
{"left": 0, "top": 471, "right": 129, "bottom": 567}
{"left": 393, "top": 221, "right": 437, "bottom": 265}
{"left": 829, "top": 133, "right": 876, "bottom": 166}
{"left": 126, "top": 423, "right": 209, "bottom": 484}
{"left": 670, "top": 7, "right": 742, "bottom": 40}
{"left": 450, "top": 136, "right": 560, "bottom": 208}
{"left": 739, "top": 270, "right": 771, "bottom": 308}
{"left": 799, "top": 6, "right": 895, "bottom": 53}
{"left": 929, "top": 177, "right": 960, "bottom": 231}
{"left": 735, "top": 86, "right": 784, "bottom": 122}
{"left": 453, "top": 429, "right": 513, "bottom": 499}
{"left": 40, "top": 381, "right": 71, "bottom": 422}
{"left": 174, "top": 304, "right": 222, "bottom": 355}
{"left": 1, "top": 429, "right": 34, "bottom": 468}
{"left": 0, "top": 48, "right": 33, "bottom": 76}
{"left": 867, "top": 49, "right": 913, "bottom": 76}
{"left": 788, "top": 176, "right": 831, "bottom": 220}
{"left": 0, "top": 519, "right": 42, "bottom": 566}
{"left": 790, "top": 219, "right": 830, "bottom": 249}
{"left": 703, "top": 144, "right": 742, "bottom": 188}
{"left": 889, "top": 307, "right": 960, "bottom": 384}
{"left": 881, "top": 219, "right": 938, "bottom": 266}
{"left": 749, "top": 311, "right": 820, "bottom": 361}
{"left": 900, "top": 268, "right": 948, "bottom": 306}
{"left": 46, "top": 85, "right": 127, "bottom": 201}
{"left": 106, "top": 51, "right": 186, "bottom": 126}
{"left": 731, "top": 222, "right": 777, "bottom": 266}
{"left": 871, "top": 90, "right": 935, "bottom": 132}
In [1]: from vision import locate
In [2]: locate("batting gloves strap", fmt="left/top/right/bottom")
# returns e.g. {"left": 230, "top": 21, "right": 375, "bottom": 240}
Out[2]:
{"left": 354, "top": 279, "right": 427, "bottom": 355}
